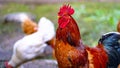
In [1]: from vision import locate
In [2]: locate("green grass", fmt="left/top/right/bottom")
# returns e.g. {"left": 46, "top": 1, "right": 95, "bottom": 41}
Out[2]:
{"left": 0, "top": 2, "right": 120, "bottom": 46}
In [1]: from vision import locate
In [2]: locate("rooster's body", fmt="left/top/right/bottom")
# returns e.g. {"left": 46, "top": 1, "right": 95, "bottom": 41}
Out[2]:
{"left": 5, "top": 17, "right": 55, "bottom": 68}
{"left": 55, "top": 4, "right": 120, "bottom": 68}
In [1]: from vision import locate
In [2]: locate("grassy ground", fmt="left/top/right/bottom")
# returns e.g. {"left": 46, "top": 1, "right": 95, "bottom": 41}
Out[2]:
{"left": 0, "top": 2, "right": 120, "bottom": 47}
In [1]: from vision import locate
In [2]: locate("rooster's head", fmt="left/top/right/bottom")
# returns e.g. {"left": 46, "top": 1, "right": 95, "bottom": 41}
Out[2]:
{"left": 58, "top": 4, "right": 74, "bottom": 28}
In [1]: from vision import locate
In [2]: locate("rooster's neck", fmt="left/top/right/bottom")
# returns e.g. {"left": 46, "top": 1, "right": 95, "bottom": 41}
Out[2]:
{"left": 57, "top": 15, "right": 83, "bottom": 47}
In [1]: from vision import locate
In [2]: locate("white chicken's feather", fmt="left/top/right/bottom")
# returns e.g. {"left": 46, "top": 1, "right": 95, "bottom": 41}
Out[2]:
{"left": 8, "top": 17, "right": 55, "bottom": 67}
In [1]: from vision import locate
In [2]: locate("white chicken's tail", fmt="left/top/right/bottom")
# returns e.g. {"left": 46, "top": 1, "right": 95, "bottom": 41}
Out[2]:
{"left": 37, "top": 17, "right": 55, "bottom": 42}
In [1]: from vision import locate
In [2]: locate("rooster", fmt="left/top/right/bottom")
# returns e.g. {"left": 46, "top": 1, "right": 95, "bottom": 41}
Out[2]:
{"left": 4, "top": 17, "right": 56, "bottom": 68}
{"left": 55, "top": 4, "right": 120, "bottom": 68}
{"left": 4, "top": 12, "right": 38, "bottom": 35}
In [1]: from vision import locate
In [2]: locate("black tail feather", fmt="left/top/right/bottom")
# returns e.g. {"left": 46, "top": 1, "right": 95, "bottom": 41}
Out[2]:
{"left": 99, "top": 32, "right": 120, "bottom": 68}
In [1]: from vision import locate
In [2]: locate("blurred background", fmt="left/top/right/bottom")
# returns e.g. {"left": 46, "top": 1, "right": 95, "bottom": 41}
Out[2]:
{"left": 0, "top": 0, "right": 120, "bottom": 68}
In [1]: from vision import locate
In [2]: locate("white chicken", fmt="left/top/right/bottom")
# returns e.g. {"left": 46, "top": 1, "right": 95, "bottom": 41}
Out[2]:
{"left": 5, "top": 17, "right": 56, "bottom": 68}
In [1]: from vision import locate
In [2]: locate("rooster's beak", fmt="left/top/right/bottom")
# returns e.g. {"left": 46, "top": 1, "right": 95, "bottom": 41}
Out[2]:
{"left": 58, "top": 16, "right": 61, "bottom": 18}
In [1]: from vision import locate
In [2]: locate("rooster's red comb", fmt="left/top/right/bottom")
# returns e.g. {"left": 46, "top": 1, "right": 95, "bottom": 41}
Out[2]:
{"left": 58, "top": 4, "right": 74, "bottom": 16}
